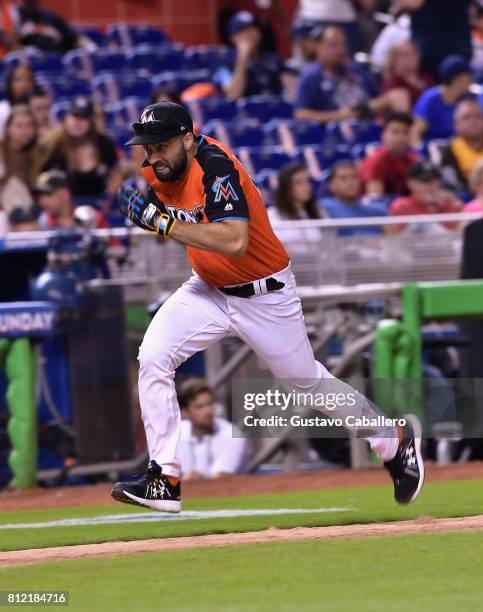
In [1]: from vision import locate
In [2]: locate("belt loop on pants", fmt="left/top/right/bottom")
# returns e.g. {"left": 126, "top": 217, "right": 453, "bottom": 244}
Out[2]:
{"left": 219, "top": 277, "right": 285, "bottom": 298}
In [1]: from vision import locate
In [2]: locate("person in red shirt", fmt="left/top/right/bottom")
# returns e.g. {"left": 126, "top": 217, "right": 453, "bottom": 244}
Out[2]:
{"left": 388, "top": 160, "right": 462, "bottom": 234}
{"left": 359, "top": 112, "right": 417, "bottom": 197}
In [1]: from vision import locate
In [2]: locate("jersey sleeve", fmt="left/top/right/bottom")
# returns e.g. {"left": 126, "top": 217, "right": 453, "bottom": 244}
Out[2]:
{"left": 197, "top": 139, "right": 250, "bottom": 223}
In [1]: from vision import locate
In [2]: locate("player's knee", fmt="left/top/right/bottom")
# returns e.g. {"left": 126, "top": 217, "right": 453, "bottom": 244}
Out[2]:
{"left": 138, "top": 342, "right": 174, "bottom": 379}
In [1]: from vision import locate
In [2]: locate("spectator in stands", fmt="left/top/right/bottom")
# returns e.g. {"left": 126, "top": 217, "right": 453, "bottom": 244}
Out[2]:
{"left": 359, "top": 112, "right": 417, "bottom": 197}
{"left": 294, "top": 26, "right": 409, "bottom": 125}
{"left": 215, "top": 11, "right": 283, "bottom": 101}
{"left": 0, "top": 104, "right": 37, "bottom": 217}
{"left": 382, "top": 41, "right": 434, "bottom": 106}
{"left": 321, "top": 160, "right": 387, "bottom": 235}
{"left": 391, "top": 0, "right": 472, "bottom": 77}
{"left": 177, "top": 378, "right": 246, "bottom": 480}
{"left": 34, "top": 96, "right": 122, "bottom": 202}
{"left": 441, "top": 99, "right": 483, "bottom": 193}
{"left": 268, "top": 162, "right": 322, "bottom": 249}
{"left": 411, "top": 56, "right": 474, "bottom": 146}
{"left": 463, "top": 158, "right": 483, "bottom": 213}
{"left": 471, "top": 2, "right": 483, "bottom": 77}
{"left": 388, "top": 160, "right": 462, "bottom": 233}
{"left": 14, "top": 0, "right": 78, "bottom": 54}
{"left": 28, "top": 86, "right": 53, "bottom": 136}
{"left": 370, "top": 10, "right": 411, "bottom": 72}
{"left": 33, "top": 169, "right": 108, "bottom": 230}
{"left": 0, "top": 1, "right": 17, "bottom": 58}
{"left": 8, "top": 206, "right": 38, "bottom": 231}
{"left": 296, "top": 0, "right": 379, "bottom": 54}
{"left": 0, "top": 64, "right": 36, "bottom": 138}
{"left": 289, "top": 19, "right": 321, "bottom": 72}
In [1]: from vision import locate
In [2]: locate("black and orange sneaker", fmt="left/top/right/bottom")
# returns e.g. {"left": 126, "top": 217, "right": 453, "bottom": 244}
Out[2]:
{"left": 111, "top": 460, "right": 181, "bottom": 513}
{"left": 384, "top": 414, "right": 425, "bottom": 504}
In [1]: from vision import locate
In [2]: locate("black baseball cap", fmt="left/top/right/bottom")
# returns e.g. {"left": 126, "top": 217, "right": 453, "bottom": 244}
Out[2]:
{"left": 33, "top": 169, "right": 69, "bottom": 194}
{"left": 409, "top": 161, "right": 441, "bottom": 182}
{"left": 66, "top": 95, "right": 94, "bottom": 119}
{"left": 125, "top": 101, "right": 194, "bottom": 146}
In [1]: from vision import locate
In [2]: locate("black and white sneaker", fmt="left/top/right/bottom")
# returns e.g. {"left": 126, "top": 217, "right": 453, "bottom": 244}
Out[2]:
{"left": 111, "top": 460, "right": 181, "bottom": 513}
{"left": 384, "top": 414, "right": 425, "bottom": 504}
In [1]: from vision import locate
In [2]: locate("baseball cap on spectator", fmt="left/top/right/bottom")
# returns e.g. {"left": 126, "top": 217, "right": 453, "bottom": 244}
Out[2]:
{"left": 409, "top": 161, "right": 441, "bottom": 182}
{"left": 126, "top": 101, "right": 194, "bottom": 146}
{"left": 291, "top": 20, "right": 322, "bottom": 40}
{"left": 66, "top": 95, "right": 94, "bottom": 119}
{"left": 33, "top": 169, "right": 69, "bottom": 194}
{"left": 438, "top": 55, "right": 472, "bottom": 84}
{"left": 228, "top": 11, "right": 258, "bottom": 35}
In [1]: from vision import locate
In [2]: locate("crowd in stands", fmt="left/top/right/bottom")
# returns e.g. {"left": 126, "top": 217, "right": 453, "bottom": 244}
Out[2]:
{"left": 1, "top": 0, "right": 483, "bottom": 240}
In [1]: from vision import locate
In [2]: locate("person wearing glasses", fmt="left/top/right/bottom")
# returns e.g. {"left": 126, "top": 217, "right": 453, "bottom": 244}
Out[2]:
{"left": 111, "top": 101, "right": 425, "bottom": 513}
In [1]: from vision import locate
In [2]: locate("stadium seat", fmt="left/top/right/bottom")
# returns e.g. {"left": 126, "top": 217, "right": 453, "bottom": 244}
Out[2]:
{"left": 237, "top": 96, "right": 293, "bottom": 123}
{"left": 351, "top": 142, "right": 381, "bottom": 161}
{"left": 51, "top": 100, "right": 71, "bottom": 121}
{"left": 281, "top": 120, "right": 328, "bottom": 147}
{"left": 4, "top": 50, "right": 64, "bottom": 74}
{"left": 326, "top": 120, "right": 383, "bottom": 145}
{"left": 184, "top": 45, "right": 236, "bottom": 71}
{"left": 74, "top": 26, "right": 107, "bottom": 48}
{"left": 36, "top": 76, "right": 91, "bottom": 102}
{"left": 93, "top": 74, "right": 153, "bottom": 104}
{"left": 187, "top": 97, "right": 238, "bottom": 124}
{"left": 302, "top": 145, "right": 353, "bottom": 178}
{"left": 63, "top": 49, "right": 93, "bottom": 80}
{"left": 91, "top": 50, "right": 129, "bottom": 75}
{"left": 127, "top": 45, "right": 186, "bottom": 76}
{"left": 221, "top": 120, "right": 266, "bottom": 148}
{"left": 236, "top": 146, "right": 302, "bottom": 175}
{"left": 106, "top": 23, "right": 169, "bottom": 48}
{"left": 254, "top": 169, "right": 279, "bottom": 204}
{"left": 151, "top": 69, "right": 211, "bottom": 94}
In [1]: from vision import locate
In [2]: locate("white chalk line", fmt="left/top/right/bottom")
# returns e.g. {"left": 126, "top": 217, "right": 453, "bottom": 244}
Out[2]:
{"left": 0, "top": 507, "right": 355, "bottom": 530}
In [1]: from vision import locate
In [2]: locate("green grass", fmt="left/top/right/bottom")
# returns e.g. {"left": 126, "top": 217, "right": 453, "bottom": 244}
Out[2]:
{"left": 1, "top": 531, "right": 482, "bottom": 611}
{"left": 0, "top": 480, "right": 482, "bottom": 552}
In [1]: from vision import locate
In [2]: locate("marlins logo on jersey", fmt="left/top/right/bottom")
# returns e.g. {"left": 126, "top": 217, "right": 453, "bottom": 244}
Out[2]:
{"left": 212, "top": 175, "right": 239, "bottom": 202}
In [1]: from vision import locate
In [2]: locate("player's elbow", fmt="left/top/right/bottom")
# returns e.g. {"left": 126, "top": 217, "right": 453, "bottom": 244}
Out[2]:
{"left": 228, "top": 235, "right": 248, "bottom": 257}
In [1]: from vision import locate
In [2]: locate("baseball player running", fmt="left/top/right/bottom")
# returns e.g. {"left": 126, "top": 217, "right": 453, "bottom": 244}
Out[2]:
{"left": 112, "top": 102, "right": 424, "bottom": 512}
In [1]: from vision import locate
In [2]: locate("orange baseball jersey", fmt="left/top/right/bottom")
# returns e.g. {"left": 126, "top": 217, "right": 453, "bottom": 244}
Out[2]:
{"left": 141, "top": 134, "right": 289, "bottom": 288}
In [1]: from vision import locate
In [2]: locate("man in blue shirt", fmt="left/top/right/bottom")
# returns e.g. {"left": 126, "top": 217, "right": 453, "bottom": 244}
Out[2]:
{"left": 320, "top": 160, "right": 387, "bottom": 236}
{"left": 294, "top": 26, "right": 410, "bottom": 124}
{"left": 412, "top": 55, "right": 474, "bottom": 145}
{"left": 214, "top": 11, "right": 282, "bottom": 101}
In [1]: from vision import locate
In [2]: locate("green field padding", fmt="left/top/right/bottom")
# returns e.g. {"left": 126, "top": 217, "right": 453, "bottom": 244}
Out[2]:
{"left": 125, "top": 304, "right": 148, "bottom": 334}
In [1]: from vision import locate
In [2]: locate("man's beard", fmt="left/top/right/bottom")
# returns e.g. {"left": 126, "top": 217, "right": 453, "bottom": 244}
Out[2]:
{"left": 153, "top": 149, "right": 188, "bottom": 182}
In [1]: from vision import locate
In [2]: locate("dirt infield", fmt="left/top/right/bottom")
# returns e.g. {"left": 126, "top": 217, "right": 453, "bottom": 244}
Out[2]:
{"left": 1, "top": 462, "right": 482, "bottom": 512}
{"left": 1, "top": 514, "right": 483, "bottom": 567}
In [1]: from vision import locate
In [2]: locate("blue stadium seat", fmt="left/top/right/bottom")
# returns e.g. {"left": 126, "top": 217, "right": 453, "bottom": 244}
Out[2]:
{"left": 237, "top": 96, "right": 293, "bottom": 123}
{"left": 199, "top": 121, "right": 223, "bottom": 141}
{"left": 36, "top": 76, "right": 91, "bottom": 102}
{"left": 351, "top": 142, "right": 380, "bottom": 161}
{"left": 117, "top": 97, "right": 147, "bottom": 125}
{"left": 187, "top": 98, "right": 238, "bottom": 124}
{"left": 238, "top": 146, "right": 302, "bottom": 175}
{"left": 93, "top": 74, "right": 153, "bottom": 104}
{"left": 106, "top": 23, "right": 169, "bottom": 48}
{"left": 127, "top": 45, "right": 185, "bottom": 76}
{"left": 184, "top": 45, "right": 236, "bottom": 71}
{"left": 74, "top": 26, "right": 106, "bottom": 48}
{"left": 63, "top": 49, "right": 92, "bottom": 80}
{"left": 151, "top": 69, "right": 211, "bottom": 94}
{"left": 326, "top": 120, "right": 382, "bottom": 145}
{"left": 254, "top": 169, "right": 279, "bottom": 204}
{"left": 4, "top": 50, "right": 64, "bottom": 74}
{"left": 282, "top": 120, "right": 328, "bottom": 147}
{"left": 51, "top": 100, "right": 71, "bottom": 121}
{"left": 303, "top": 145, "right": 353, "bottom": 177}
{"left": 91, "top": 50, "right": 129, "bottom": 75}
{"left": 222, "top": 120, "right": 266, "bottom": 148}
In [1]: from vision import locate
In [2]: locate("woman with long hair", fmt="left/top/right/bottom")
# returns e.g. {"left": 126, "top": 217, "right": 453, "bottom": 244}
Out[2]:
{"left": 0, "top": 104, "right": 37, "bottom": 217}
{"left": 268, "top": 162, "right": 322, "bottom": 251}
{"left": 0, "top": 64, "right": 36, "bottom": 137}
{"left": 34, "top": 95, "right": 122, "bottom": 202}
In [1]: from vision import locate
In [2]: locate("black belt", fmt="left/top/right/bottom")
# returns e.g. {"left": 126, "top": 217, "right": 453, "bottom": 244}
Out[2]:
{"left": 219, "top": 277, "right": 285, "bottom": 298}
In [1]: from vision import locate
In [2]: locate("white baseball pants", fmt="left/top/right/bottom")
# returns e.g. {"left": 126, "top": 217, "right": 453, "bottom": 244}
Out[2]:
{"left": 138, "top": 264, "right": 399, "bottom": 477}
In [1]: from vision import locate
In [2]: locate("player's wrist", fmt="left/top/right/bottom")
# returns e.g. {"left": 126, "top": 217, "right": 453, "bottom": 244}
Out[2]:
{"left": 158, "top": 213, "right": 176, "bottom": 237}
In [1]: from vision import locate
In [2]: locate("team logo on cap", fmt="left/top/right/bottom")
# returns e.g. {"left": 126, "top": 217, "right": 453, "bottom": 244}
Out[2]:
{"left": 212, "top": 175, "right": 239, "bottom": 203}
{"left": 140, "top": 108, "right": 156, "bottom": 123}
